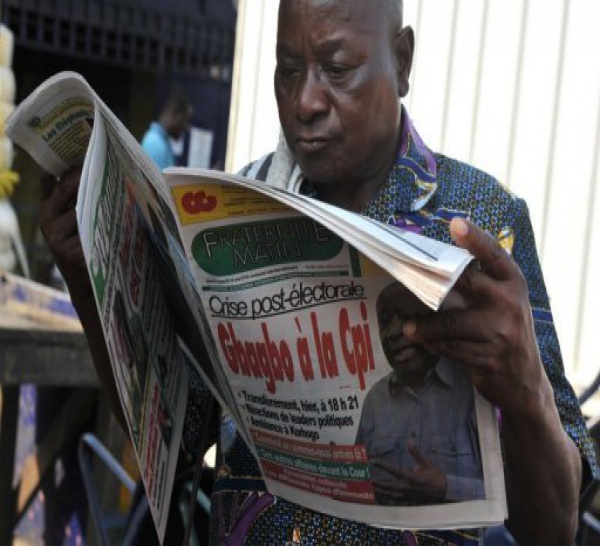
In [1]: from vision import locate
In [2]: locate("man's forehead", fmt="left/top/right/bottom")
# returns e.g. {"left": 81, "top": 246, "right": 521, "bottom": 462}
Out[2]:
{"left": 278, "top": 0, "right": 388, "bottom": 25}
{"left": 278, "top": 0, "right": 395, "bottom": 8}
{"left": 377, "top": 283, "right": 422, "bottom": 312}
{"left": 277, "top": 0, "right": 393, "bottom": 54}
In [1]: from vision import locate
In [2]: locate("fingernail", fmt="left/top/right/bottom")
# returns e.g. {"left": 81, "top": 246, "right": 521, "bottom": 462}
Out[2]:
{"left": 403, "top": 321, "right": 416, "bottom": 337}
{"left": 452, "top": 218, "right": 469, "bottom": 237}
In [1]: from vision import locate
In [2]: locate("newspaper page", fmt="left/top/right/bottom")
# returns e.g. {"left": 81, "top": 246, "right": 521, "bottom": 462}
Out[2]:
{"left": 6, "top": 72, "right": 189, "bottom": 542}
{"left": 164, "top": 168, "right": 474, "bottom": 310}
{"left": 166, "top": 172, "right": 507, "bottom": 530}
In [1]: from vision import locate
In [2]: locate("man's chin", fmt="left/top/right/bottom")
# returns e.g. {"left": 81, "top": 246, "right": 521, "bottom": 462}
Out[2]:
{"left": 293, "top": 151, "right": 349, "bottom": 186}
{"left": 297, "top": 162, "right": 341, "bottom": 186}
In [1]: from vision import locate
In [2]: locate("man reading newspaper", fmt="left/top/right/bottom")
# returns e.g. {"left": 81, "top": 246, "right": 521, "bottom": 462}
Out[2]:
{"left": 39, "top": 1, "right": 595, "bottom": 544}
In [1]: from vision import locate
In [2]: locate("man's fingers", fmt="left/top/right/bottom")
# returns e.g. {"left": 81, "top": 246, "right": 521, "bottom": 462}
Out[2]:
{"left": 41, "top": 167, "right": 82, "bottom": 207}
{"left": 56, "top": 169, "right": 81, "bottom": 208}
{"left": 48, "top": 208, "right": 79, "bottom": 243}
{"left": 407, "top": 442, "right": 428, "bottom": 466}
{"left": 403, "top": 307, "right": 489, "bottom": 344}
{"left": 450, "top": 218, "right": 514, "bottom": 281}
{"left": 62, "top": 165, "right": 83, "bottom": 187}
{"left": 372, "top": 460, "right": 412, "bottom": 482}
{"left": 40, "top": 172, "right": 80, "bottom": 229}
{"left": 442, "top": 259, "right": 514, "bottom": 310}
{"left": 424, "top": 341, "right": 495, "bottom": 379}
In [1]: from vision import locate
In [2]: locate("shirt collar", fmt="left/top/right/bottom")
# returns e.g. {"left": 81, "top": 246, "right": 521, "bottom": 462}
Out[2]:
{"left": 388, "top": 356, "right": 455, "bottom": 397}
{"left": 361, "top": 105, "right": 438, "bottom": 221}
{"left": 434, "top": 356, "right": 456, "bottom": 387}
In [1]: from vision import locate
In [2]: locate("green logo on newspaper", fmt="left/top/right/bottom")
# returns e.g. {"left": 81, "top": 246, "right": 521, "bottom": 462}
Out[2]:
{"left": 192, "top": 218, "right": 343, "bottom": 275}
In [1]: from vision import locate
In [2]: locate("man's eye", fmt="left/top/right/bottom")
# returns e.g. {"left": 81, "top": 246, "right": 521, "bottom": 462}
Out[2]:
{"left": 278, "top": 64, "right": 301, "bottom": 78}
{"left": 379, "top": 312, "right": 391, "bottom": 327}
{"left": 324, "top": 64, "right": 351, "bottom": 80}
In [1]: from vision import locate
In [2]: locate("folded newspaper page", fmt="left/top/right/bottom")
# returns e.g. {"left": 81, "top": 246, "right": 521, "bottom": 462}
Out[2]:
{"left": 7, "top": 72, "right": 507, "bottom": 536}
{"left": 7, "top": 72, "right": 189, "bottom": 542}
{"left": 162, "top": 168, "right": 474, "bottom": 311}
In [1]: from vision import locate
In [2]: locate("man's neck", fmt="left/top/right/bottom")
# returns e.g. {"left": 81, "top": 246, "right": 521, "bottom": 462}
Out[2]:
{"left": 315, "top": 172, "right": 390, "bottom": 213}
{"left": 391, "top": 358, "right": 439, "bottom": 393}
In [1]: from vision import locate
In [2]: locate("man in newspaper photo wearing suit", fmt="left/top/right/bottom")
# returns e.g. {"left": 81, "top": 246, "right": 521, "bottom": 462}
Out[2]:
{"left": 355, "top": 282, "right": 484, "bottom": 506}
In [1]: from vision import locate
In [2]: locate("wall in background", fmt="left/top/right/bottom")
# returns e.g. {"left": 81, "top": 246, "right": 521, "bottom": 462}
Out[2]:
{"left": 228, "top": 0, "right": 600, "bottom": 393}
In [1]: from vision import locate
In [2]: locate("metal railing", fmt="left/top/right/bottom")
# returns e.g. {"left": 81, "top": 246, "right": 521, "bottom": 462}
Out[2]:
{"left": 1, "top": 0, "right": 235, "bottom": 80}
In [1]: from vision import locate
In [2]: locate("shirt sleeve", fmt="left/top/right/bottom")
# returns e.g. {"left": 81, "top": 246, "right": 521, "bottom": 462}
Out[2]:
{"left": 508, "top": 197, "right": 598, "bottom": 488}
{"left": 181, "top": 365, "right": 219, "bottom": 463}
{"left": 141, "top": 132, "right": 171, "bottom": 171}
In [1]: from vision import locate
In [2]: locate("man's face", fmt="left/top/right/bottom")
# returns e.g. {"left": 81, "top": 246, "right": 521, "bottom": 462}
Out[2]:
{"left": 275, "top": 0, "right": 410, "bottom": 187}
{"left": 376, "top": 283, "right": 437, "bottom": 383}
{"left": 168, "top": 108, "right": 191, "bottom": 139}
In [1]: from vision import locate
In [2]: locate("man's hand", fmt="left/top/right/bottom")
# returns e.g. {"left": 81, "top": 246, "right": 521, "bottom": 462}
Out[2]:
{"left": 403, "top": 217, "right": 582, "bottom": 545}
{"left": 40, "top": 167, "right": 90, "bottom": 299}
{"left": 40, "top": 167, "right": 126, "bottom": 429}
{"left": 403, "top": 217, "right": 551, "bottom": 420}
{"left": 372, "top": 443, "right": 447, "bottom": 504}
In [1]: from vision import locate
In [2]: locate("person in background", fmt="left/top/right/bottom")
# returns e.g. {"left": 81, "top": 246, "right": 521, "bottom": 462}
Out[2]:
{"left": 141, "top": 88, "right": 192, "bottom": 170}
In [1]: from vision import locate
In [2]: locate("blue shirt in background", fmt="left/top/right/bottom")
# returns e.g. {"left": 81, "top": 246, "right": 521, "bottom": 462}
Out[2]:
{"left": 141, "top": 122, "right": 174, "bottom": 171}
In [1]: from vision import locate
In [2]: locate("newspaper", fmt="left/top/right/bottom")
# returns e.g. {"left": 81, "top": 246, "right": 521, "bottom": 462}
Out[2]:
{"left": 7, "top": 72, "right": 507, "bottom": 536}
{"left": 7, "top": 73, "right": 189, "bottom": 541}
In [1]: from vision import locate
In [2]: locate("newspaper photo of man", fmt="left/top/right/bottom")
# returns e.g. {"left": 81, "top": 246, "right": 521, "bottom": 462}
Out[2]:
{"left": 355, "top": 282, "right": 484, "bottom": 506}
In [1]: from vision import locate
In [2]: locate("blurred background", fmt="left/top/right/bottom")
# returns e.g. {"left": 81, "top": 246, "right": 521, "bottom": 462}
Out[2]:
{"left": 4, "top": 0, "right": 237, "bottom": 286}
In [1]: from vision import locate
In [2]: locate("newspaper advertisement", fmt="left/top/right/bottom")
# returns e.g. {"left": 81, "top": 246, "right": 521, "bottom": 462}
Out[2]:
{"left": 7, "top": 73, "right": 190, "bottom": 542}
{"left": 167, "top": 173, "right": 507, "bottom": 530}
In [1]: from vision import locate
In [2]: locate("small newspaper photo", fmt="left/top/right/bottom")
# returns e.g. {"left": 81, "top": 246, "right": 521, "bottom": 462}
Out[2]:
{"left": 7, "top": 72, "right": 507, "bottom": 540}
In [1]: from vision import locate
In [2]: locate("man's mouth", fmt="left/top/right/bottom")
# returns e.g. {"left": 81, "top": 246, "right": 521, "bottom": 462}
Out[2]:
{"left": 295, "top": 136, "right": 330, "bottom": 154}
{"left": 388, "top": 342, "right": 419, "bottom": 365}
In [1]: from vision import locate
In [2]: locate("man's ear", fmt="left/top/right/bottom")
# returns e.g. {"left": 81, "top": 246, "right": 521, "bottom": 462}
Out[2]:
{"left": 395, "top": 26, "right": 415, "bottom": 98}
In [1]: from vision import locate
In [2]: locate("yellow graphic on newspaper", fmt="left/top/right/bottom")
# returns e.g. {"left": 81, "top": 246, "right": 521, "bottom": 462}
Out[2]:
{"left": 172, "top": 183, "right": 290, "bottom": 226}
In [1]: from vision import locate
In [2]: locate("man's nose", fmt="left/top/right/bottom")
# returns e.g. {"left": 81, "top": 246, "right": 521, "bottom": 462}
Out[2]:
{"left": 296, "top": 67, "right": 329, "bottom": 122}
{"left": 389, "top": 313, "right": 406, "bottom": 334}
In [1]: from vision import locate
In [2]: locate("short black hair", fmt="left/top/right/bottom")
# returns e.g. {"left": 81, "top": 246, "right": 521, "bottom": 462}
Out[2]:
{"left": 277, "top": 1, "right": 404, "bottom": 33}
{"left": 163, "top": 87, "right": 191, "bottom": 116}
